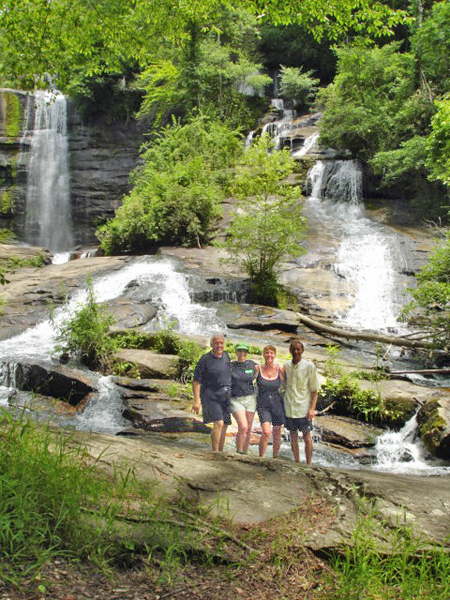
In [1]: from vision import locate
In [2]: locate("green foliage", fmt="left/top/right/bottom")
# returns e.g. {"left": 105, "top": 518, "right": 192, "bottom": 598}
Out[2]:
{"left": 426, "top": 97, "right": 450, "bottom": 187}
{"left": 402, "top": 231, "right": 450, "bottom": 351}
{"left": 319, "top": 374, "right": 384, "bottom": 422}
{"left": 136, "top": 7, "right": 271, "bottom": 129}
{"left": 97, "top": 114, "right": 242, "bottom": 254}
{"left": 414, "top": 0, "right": 450, "bottom": 96}
{"left": 279, "top": 65, "right": 319, "bottom": 109}
{"left": 3, "top": 92, "right": 20, "bottom": 137}
{"left": 323, "top": 343, "right": 343, "bottom": 378}
{"left": 52, "top": 276, "right": 116, "bottom": 371}
{"left": 111, "top": 360, "right": 141, "bottom": 378}
{"left": 0, "top": 0, "right": 407, "bottom": 94}
{"left": 327, "top": 500, "right": 450, "bottom": 600}
{"left": 318, "top": 42, "right": 417, "bottom": 161}
{"left": 177, "top": 340, "right": 204, "bottom": 383}
{"left": 0, "top": 413, "right": 129, "bottom": 584}
{"left": 223, "top": 134, "right": 306, "bottom": 305}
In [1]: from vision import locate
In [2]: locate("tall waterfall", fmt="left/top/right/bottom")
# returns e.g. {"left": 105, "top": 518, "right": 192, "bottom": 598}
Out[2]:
{"left": 305, "top": 160, "right": 409, "bottom": 331}
{"left": 24, "top": 91, "right": 73, "bottom": 252}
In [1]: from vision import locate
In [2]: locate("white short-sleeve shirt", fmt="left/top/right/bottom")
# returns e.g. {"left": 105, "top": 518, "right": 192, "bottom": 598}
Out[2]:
{"left": 283, "top": 359, "right": 318, "bottom": 418}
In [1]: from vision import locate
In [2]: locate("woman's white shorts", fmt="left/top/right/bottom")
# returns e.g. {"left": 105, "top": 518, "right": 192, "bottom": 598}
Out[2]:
{"left": 230, "top": 394, "right": 256, "bottom": 414}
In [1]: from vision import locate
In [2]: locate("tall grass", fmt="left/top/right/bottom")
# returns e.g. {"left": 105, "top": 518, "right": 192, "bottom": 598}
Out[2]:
{"left": 0, "top": 411, "right": 127, "bottom": 583}
{"left": 327, "top": 500, "right": 450, "bottom": 599}
{"left": 0, "top": 410, "right": 238, "bottom": 588}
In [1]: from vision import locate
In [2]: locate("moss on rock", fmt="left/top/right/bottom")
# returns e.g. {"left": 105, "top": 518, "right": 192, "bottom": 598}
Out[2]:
{"left": 417, "top": 399, "right": 450, "bottom": 459}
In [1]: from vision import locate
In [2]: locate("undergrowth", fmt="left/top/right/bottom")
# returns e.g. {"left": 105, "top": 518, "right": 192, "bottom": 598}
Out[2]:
{"left": 326, "top": 498, "right": 450, "bottom": 599}
{"left": 0, "top": 411, "right": 240, "bottom": 590}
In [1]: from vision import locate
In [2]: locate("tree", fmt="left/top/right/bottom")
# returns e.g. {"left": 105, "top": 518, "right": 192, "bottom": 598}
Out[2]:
{"left": 279, "top": 65, "right": 320, "bottom": 109}
{"left": 0, "top": 0, "right": 408, "bottom": 94}
{"left": 224, "top": 134, "right": 306, "bottom": 305}
{"left": 402, "top": 232, "right": 450, "bottom": 352}
{"left": 426, "top": 97, "right": 450, "bottom": 187}
{"left": 97, "top": 114, "right": 243, "bottom": 253}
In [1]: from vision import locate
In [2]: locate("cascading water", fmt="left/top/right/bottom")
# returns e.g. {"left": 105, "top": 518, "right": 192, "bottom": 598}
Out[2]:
{"left": 304, "top": 159, "right": 411, "bottom": 331}
{"left": 24, "top": 90, "right": 73, "bottom": 254}
{"left": 375, "top": 414, "right": 450, "bottom": 475}
{"left": 0, "top": 257, "right": 227, "bottom": 433}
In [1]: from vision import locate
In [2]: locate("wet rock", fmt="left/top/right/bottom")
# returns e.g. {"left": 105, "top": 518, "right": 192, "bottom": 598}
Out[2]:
{"left": 5, "top": 360, "right": 97, "bottom": 406}
{"left": 315, "top": 415, "right": 383, "bottom": 448}
{"left": 113, "top": 349, "right": 179, "bottom": 379}
{"left": 417, "top": 398, "right": 450, "bottom": 459}
{"left": 106, "top": 298, "right": 157, "bottom": 327}
{"left": 215, "top": 302, "right": 300, "bottom": 333}
{"left": 134, "top": 417, "right": 210, "bottom": 434}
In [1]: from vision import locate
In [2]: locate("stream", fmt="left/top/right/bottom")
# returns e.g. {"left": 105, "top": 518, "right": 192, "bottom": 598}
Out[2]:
{"left": 1, "top": 94, "right": 448, "bottom": 475}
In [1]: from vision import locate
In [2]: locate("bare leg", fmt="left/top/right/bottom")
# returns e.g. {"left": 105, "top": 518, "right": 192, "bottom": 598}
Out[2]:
{"left": 259, "top": 422, "right": 272, "bottom": 457}
{"left": 219, "top": 424, "right": 228, "bottom": 452}
{"left": 290, "top": 430, "right": 300, "bottom": 462}
{"left": 211, "top": 420, "right": 225, "bottom": 451}
{"left": 272, "top": 425, "right": 283, "bottom": 458}
{"left": 304, "top": 431, "right": 313, "bottom": 465}
{"left": 243, "top": 411, "right": 255, "bottom": 454}
{"left": 234, "top": 410, "right": 249, "bottom": 453}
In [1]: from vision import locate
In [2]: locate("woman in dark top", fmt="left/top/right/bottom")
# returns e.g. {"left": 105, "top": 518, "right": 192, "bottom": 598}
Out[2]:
{"left": 256, "top": 344, "right": 285, "bottom": 458}
{"left": 230, "top": 342, "right": 258, "bottom": 454}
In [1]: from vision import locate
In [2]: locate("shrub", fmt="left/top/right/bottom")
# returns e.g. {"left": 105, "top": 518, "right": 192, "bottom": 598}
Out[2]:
{"left": 52, "top": 276, "right": 116, "bottom": 371}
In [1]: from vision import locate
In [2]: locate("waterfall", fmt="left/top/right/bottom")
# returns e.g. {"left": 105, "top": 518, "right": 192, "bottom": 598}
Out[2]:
{"left": 375, "top": 415, "right": 450, "bottom": 475}
{"left": 304, "top": 159, "right": 410, "bottom": 332}
{"left": 24, "top": 91, "right": 73, "bottom": 252}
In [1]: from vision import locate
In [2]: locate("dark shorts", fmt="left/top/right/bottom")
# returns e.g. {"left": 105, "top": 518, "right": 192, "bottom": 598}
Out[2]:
{"left": 201, "top": 387, "right": 231, "bottom": 426}
{"left": 285, "top": 416, "right": 313, "bottom": 433}
{"left": 257, "top": 403, "right": 285, "bottom": 427}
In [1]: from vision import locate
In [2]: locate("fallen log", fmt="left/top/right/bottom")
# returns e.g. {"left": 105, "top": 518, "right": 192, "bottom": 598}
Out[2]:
{"left": 296, "top": 312, "right": 430, "bottom": 349}
{"left": 389, "top": 368, "right": 450, "bottom": 375}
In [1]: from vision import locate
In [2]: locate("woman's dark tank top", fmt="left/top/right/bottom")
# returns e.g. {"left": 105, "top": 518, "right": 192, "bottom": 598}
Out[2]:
{"left": 256, "top": 369, "right": 283, "bottom": 407}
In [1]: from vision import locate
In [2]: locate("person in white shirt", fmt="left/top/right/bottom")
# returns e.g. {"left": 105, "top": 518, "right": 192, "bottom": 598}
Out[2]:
{"left": 283, "top": 339, "right": 318, "bottom": 464}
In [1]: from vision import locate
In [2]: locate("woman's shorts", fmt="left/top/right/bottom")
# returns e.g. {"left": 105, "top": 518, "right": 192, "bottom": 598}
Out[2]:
{"left": 285, "top": 416, "right": 313, "bottom": 433}
{"left": 201, "top": 387, "right": 231, "bottom": 425}
{"left": 230, "top": 394, "right": 256, "bottom": 414}
{"left": 257, "top": 403, "right": 285, "bottom": 427}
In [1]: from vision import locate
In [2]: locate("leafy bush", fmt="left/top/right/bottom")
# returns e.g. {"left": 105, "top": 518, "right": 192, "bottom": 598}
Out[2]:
{"left": 52, "top": 276, "right": 116, "bottom": 371}
{"left": 319, "top": 374, "right": 384, "bottom": 423}
{"left": 279, "top": 65, "right": 319, "bottom": 109}
{"left": 97, "top": 114, "right": 242, "bottom": 253}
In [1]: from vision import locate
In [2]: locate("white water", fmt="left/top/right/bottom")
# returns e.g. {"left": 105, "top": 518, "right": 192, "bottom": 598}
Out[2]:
{"left": 305, "top": 159, "right": 409, "bottom": 331}
{"left": 24, "top": 91, "right": 73, "bottom": 252}
{"left": 0, "top": 257, "right": 226, "bottom": 433}
{"left": 375, "top": 415, "right": 450, "bottom": 475}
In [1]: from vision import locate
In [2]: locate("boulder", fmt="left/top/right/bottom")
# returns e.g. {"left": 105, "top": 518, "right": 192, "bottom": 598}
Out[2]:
{"left": 113, "top": 349, "right": 179, "bottom": 379}
{"left": 6, "top": 360, "right": 97, "bottom": 406}
{"left": 106, "top": 298, "right": 157, "bottom": 328}
{"left": 315, "top": 414, "right": 383, "bottom": 449}
{"left": 417, "top": 398, "right": 450, "bottom": 459}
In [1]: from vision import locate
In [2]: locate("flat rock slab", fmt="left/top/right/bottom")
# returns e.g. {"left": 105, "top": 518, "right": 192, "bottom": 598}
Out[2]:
{"left": 315, "top": 414, "right": 383, "bottom": 448}
{"left": 70, "top": 429, "right": 450, "bottom": 553}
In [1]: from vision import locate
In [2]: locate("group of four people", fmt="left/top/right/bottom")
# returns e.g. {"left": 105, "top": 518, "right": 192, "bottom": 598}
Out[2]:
{"left": 191, "top": 334, "right": 318, "bottom": 464}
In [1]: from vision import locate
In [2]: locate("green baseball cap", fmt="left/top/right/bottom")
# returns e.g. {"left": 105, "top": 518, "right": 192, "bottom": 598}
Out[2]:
{"left": 235, "top": 343, "right": 249, "bottom": 352}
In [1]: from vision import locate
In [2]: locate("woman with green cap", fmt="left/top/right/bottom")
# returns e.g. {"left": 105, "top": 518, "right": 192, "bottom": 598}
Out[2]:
{"left": 230, "top": 342, "right": 259, "bottom": 454}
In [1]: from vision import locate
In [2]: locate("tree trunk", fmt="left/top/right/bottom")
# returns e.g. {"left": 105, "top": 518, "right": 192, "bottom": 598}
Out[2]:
{"left": 296, "top": 312, "right": 430, "bottom": 349}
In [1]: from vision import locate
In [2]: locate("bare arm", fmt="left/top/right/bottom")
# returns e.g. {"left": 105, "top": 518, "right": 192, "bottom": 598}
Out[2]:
{"left": 192, "top": 380, "right": 201, "bottom": 414}
{"left": 307, "top": 390, "right": 318, "bottom": 421}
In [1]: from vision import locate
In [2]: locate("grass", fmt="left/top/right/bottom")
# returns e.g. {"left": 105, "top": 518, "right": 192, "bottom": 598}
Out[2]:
{"left": 0, "top": 410, "right": 239, "bottom": 593}
{"left": 325, "top": 499, "right": 450, "bottom": 599}
{"left": 2, "top": 410, "right": 449, "bottom": 599}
